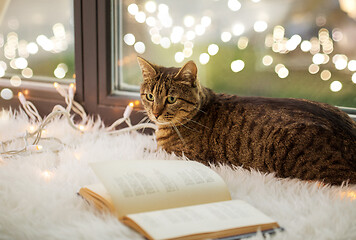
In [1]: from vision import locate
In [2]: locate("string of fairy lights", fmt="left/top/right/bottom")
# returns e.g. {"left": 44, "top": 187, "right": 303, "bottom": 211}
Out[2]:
{"left": 0, "top": 82, "right": 156, "bottom": 157}
{"left": 122, "top": 0, "right": 356, "bottom": 93}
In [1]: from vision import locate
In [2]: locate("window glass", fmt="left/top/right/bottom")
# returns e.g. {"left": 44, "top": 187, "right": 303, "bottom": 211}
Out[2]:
{"left": 0, "top": 0, "right": 75, "bottom": 84}
{"left": 113, "top": 0, "right": 356, "bottom": 107}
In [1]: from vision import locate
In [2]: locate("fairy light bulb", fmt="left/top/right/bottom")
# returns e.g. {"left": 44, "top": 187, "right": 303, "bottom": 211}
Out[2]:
{"left": 18, "top": 92, "right": 26, "bottom": 105}
{"left": 68, "top": 83, "right": 75, "bottom": 99}
{"left": 53, "top": 82, "right": 59, "bottom": 89}
{"left": 28, "top": 125, "right": 36, "bottom": 133}
{"left": 41, "top": 170, "right": 54, "bottom": 181}
{"left": 26, "top": 145, "right": 43, "bottom": 151}
{"left": 78, "top": 124, "right": 85, "bottom": 131}
{"left": 124, "top": 102, "right": 134, "bottom": 119}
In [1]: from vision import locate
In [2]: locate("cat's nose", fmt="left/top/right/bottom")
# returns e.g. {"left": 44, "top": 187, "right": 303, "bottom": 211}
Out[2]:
{"left": 153, "top": 112, "right": 160, "bottom": 119}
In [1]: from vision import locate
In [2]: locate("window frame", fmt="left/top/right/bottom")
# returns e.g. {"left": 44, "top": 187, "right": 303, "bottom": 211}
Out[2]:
{"left": 75, "top": 0, "right": 142, "bottom": 124}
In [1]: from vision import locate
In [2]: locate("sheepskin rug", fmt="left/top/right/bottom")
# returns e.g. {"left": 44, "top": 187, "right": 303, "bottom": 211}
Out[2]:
{"left": 0, "top": 109, "right": 355, "bottom": 240}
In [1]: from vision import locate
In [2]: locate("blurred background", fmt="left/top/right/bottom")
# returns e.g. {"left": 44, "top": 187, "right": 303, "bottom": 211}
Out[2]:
{"left": 117, "top": 0, "right": 356, "bottom": 107}
{"left": 0, "top": 0, "right": 355, "bottom": 108}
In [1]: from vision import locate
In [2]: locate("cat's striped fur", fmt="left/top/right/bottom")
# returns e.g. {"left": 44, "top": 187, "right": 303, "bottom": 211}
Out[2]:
{"left": 138, "top": 57, "right": 356, "bottom": 185}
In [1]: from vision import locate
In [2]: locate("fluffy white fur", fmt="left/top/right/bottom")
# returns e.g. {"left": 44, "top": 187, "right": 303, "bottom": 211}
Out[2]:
{"left": 0, "top": 109, "right": 355, "bottom": 240}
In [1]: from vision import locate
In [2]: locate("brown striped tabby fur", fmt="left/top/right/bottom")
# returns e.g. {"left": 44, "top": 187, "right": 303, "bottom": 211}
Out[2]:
{"left": 138, "top": 57, "right": 356, "bottom": 185}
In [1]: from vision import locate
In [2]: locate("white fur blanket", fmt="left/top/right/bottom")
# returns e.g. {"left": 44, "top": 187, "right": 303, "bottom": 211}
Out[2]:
{"left": 0, "top": 110, "right": 355, "bottom": 240}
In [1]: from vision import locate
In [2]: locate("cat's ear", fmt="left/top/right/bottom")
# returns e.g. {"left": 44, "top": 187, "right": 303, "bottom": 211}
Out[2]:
{"left": 137, "top": 57, "right": 157, "bottom": 81}
{"left": 174, "top": 60, "right": 198, "bottom": 87}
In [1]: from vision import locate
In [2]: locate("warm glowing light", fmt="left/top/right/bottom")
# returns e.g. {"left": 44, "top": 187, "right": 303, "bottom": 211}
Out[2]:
{"left": 228, "top": 0, "right": 241, "bottom": 11}
{"left": 128, "top": 3, "right": 139, "bottom": 15}
{"left": 340, "top": 191, "right": 356, "bottom": 201}
{"left": 300, "top": 40, "right": 311, "bottom": 52}
{"left": 146, "top": 17, "right": 156, "bottom": 27}
{"left": 199, "top": 53, "right": 210, "bottom": 65}
{"left": 0, "top": 61, "right": 6, "bottom": 71}
{"left": 134, "top": 100, "right": 140, "bottom": 106}
{"left": 54, "top": 82, "right": 59, "bottom": 88}
{"left": 308, "top": 64, "right": 320, "bottom": 74}
{"left": 237, "top": 37, "right": 248, "bottom": 49}
{"left": 27, "top": 145, "right": 43, "bottom": 151}
{"left": 123, "top": 103, "right": 134, "bottom": 118}
{"left": 334, "top": 59, "right": 348, "bottom": 70}
{"left": 201, "top": 16, "right": 211, "bottom": 27}
{"left": 231, "top": 60, "right": 245, "bottom": 72}
{"left": 184, "top": 16, "right": 195, "bottom": 27}
{"left": 151, "top": 34, "right": 161, "bottom": 45}
{"left": 273, "top": 25, "right": 285, "bottom": 40}
{"left": 27, "top": 42, "right": 39, "bottom": 54}
{"left": 347, "top": 60, "right": 356, "bottom": 71}
{"left": 22, "top": 68, "right": 33, "bottom": 78}
{"left": 320, "top": 70, "right": 331, "bottom": 81}
{"left": 124, "top": 33, "right": 135, "bottom": 46}
{"left": 157, "top": 37, "right": 169, "bottom": 49}
{"left": 330, "top": 81, "right": 342, "bottom": 92}
{"left": 145, "top": 1, "right": 157, "bottom": 13}
{"left": 175, "top": 52, "right": 184, "bottom": 63}
{"left": 41, "top": 170, "right": 53, "bottom": 181}
{"left": 318, "top": 28, "right": 329, "bottom": 43}
{"left": 232, "top": 23, "right": 245, "bottom": 36}
{"left": 274, "top": 64, "right": 285, "bottom": 73}
{"left": 170, "top": 27, "right": 184, "bottom": 43}
{"left": 0, "top": 88, "right": 13, "bottom": 100}
{"left": 78, "top": 125, "right": 85, "bottom": 131}
{"left": 14, "top": 57, "right": 28, "bottom": 69}
{"left": 134, "top": 42, "right": 145, "bottom": 54}
{"left": 208, "top": 44, "right": 219, "bottom": 56}
{"left": 73, "top": 151, "right": 82, "bottom": 160}
{"left": 10, "top": 75, "right": 21, "bottom": 87}
{"left": 221, "top": 32, "right": 232, "bottom": 42}
{"left": 352, "top": 73, "right": 356, "bottom": 83}
{"left": 0, "top": 68, "right": 4, "bottom": 78}
{"left": 135, "top": 11, "right": 146, "bottom": 23}
{"left": 286, "top": 35, "right": 302, "bottom": 51}
{"left": 278, "top": 67, "right": 289, "bottom": 78}
{"left": 69, "top": 83, "right": 76, "bottom": 94}
{"left": 310, "top": 37, "right": 320, "bottom": 54}
{"left": 186, "top": 31, "right": 196, "bottom": 41}
{"left": 158, "top": 4, "right": 169, "bottom": 13}
{"left": 183, "top": 48, "right": 193, "bottom": 58}
{"left": 28, "top": 125, "right": 36, "bottom": 133}
{"left": 195, "top": 25, "right": 205, "bottom": 36}
{"left": 54, "top": 67, "right": 66, "bottom": 79}
{"left": 254, "top": 21, "right": 268, "bottom": 32}
{"left": 262, "top": 55, "right": 273, "bottom": 66}
{"left": 332, "top": 28, "right": 343, "bottom": 42}
{"left": 312, "top": 53, "right": 325, "bottom": 65}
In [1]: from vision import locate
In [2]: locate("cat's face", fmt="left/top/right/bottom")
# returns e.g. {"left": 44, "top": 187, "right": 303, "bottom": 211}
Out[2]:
{"left": 138, "top": 57, "right": 201, "bottom": 126}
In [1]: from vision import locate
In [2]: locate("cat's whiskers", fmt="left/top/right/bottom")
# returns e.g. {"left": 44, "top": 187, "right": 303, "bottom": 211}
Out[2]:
{"left": 175, "top": 119, "right": 200, "bottom": 133}
{"left": 192, "top": 105, "right": 207, "bottom": 114}
{"left": 182, "top": 116, "right": 210, "bottom": 130}
{"left": 171, "top": 122, "right": 186, "bottom": 146}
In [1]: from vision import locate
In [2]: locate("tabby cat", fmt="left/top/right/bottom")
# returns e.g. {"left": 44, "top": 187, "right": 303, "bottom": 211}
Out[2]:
{"left": 137, "top": 57, "right": 356, "bottom": 185}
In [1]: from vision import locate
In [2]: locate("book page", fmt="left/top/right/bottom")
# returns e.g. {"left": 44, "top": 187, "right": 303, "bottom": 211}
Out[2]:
{"left": 90, "top": 160, "right": 231, "bottom": 218}
{"left": 123, "top": 199, "right": 279, "bottom": 240}
{"left": 79, "top": 184, "right": 116, "bottom": 214}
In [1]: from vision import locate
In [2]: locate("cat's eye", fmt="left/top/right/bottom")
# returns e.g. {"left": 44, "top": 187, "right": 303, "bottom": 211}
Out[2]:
{"left": 167, "top": 96, "right": 177, "bottom": 104}
{"left": 146, "top": 93, "right": 154, "bottom": 101}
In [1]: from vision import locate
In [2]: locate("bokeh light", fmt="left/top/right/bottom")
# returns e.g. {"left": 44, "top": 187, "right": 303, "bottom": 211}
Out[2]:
{"left": 231, "top": 60, "right": 245, "bottom": 72}
{"left": 330, "top": 81, "right": 342, "bottom": 92}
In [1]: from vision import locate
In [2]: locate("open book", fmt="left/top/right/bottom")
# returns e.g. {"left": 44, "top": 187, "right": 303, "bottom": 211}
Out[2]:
{"left": 79, "top": 160, "right": 281, "bottom": 240}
